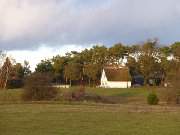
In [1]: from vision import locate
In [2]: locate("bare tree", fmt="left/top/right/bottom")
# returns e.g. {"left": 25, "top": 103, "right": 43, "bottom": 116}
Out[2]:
{"left": 0, "top": 57, "right": 12, "bottom": 89}
{"left": 0, "top": 51, "right": 6, "bottom": 68}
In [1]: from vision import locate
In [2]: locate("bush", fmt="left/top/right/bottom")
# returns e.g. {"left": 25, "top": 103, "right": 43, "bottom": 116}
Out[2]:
{"left": 6, "top": 79, "right": 24, "bottom": 89}
{"left": 63, "top": 87, "right": 85, "bottom": 101}
{"left": 147, "top": 93, "right": 159, "bottom": 105}
{"left": 162, "top": 68, "right": 180, "bottom": 104}
{"left": 162, "top": 88, "right": 180, "bottom": 104}
{"left": 22, "top": 73, "right": 58, "bottom": 101}
{"left": 84, "top": 93, "right": 102, "bottom": 102}
{"left": 62, "top": 87, "right": 118, "bottom": 104}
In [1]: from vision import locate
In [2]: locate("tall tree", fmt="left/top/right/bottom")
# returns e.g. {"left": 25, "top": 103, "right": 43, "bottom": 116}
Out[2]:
{"left": 91, "top": 45, "right": 108, "bottom": 66}
{"left": 160, "top": 46, "right": 171, "bottom": 57}
{"left": 11, "top": 61, "right": 31, "bottom": 79}
{"left": 84, "top": 64, "right": 100, "bottom": 86}
{"left": 52, "top": 56, "right": 67, "bottom": 83}
{"left": 126, "top": 56, "right": 140, "bottom": 76}
{"left": 138, "top": 40, "right": 161, "bottom": 84}
{"left": 108, "top": 43, "right": 127, "bottom": 64}
{"left": 171, "top": 42, "right": 180, "bottom": 61}
{"left": 23, "top": 61, "right": 31, "bottom": 77}
{"left": 12, "top": 63, "right": 24, "bottom": 79}
{"left": 0, "top": 57, "right": 12, "bottom": 89}
{"left": 35, "top": 59, "right": 54, "bottom": 73}
{"left": 64, "top": 62, "right": 82, "bottom": 86}
{"left": 80, "top": 49, "right": 93, "bottom": 64}
{"left": 0, "top": 51, "right": 6, "bottom": 68}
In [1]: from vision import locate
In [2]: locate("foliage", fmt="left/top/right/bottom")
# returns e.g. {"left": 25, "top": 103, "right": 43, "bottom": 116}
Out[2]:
{"left": 171, "top": 42, "right": 180, "bottom": 60}
{"left": 162, "top": 68, "right": 180, "bottom": 104}
{"left": 23, "top": 61, "right": 31, "bottom": 77}
{"left": 12, "top": 63, "right": 24, "bottom": 78}
{"left": 108, "top": 43, "right": 127, "bottom": 64}
{"left": 35, "top": 59, "right": 54, "bottom": 73}
{"left": 63, "top": 87, "right": 85, "bottom": 101}
{"left": 64, "top": 62, "right": 82, "bottom": 85}
{"left": 62, "top": 87, "right": 118, "bottom": 104}
{"left": 126, "top": 56, "right": 140, "bottom": 75}
{"left": 162, "top": 88, "right": 179, "bottom": 104}
{"left": 0, "top": 50, "right": 6, "bottom": 67}
{"left": 83, "top": 64, "right": 101, "bottom": 86}
{"left": 22, "top": 73, "right": 58, "bottom": 101}
{"left": 10, "top": 61, "right": 31, "bottom": 79}
{"left": 91, "top": 45, "right": 108, "bottom": 66}
{"left": 138, "top": 40, "right": 161, "bottom": 84}
{"left": 147, "top": 93, "right": 159, "bottom": 105}
{"left": 6, "top": 79, "right": 24, "bottom": 89}
{"left": 30, "top": 39, "right": 179, "bottom": 87}
{"left": 0, "top": 87, "right": 149, "bottom": 103}
{"left": 52, "top": 56, "right": 67, "bottom": 82}
{"left": 5, "top": 61, "right": 31, "bottom": 89}
{"left": 0, "top": 57, "right": 13, "bottom": 89}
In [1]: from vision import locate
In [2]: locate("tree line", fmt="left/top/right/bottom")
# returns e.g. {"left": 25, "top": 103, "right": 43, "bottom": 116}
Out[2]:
{"left": 35, "top": 39, "right": 180, "bottom": 86}
{"left": 0, "top": 39, "right": 180, "bottom": 88}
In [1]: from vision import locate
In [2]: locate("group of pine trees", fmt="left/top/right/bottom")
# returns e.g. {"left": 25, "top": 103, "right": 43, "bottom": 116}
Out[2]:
{"left": 0, "top": 39, "right": 180, "bottom": 88}
{"left": 35, "top": 40, "right": 180, "bottom": 86}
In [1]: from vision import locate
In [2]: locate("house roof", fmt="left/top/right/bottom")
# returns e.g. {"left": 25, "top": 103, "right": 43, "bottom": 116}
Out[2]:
{"left": 104, "top": 66, "right": 131, "bottom": 81}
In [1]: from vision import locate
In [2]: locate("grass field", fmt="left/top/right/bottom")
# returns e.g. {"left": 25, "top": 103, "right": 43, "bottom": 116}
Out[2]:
{"left": 0, "top": 87, "right": 153, "bottom": 103}
{"left": 1, "top": 103, "right": 180, "bottom": 135}
{"left": 1, "top": 87, "right": 180, "bottom": 135}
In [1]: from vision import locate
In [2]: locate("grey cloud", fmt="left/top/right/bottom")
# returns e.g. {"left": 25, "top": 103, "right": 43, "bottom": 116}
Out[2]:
{"left": 1, "top": 0, "right": 180, "bottom": 50}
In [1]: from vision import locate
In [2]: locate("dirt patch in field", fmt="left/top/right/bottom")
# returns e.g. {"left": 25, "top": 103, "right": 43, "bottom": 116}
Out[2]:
{"left": 1, "top": 103, "right": 179, "bottom": 114}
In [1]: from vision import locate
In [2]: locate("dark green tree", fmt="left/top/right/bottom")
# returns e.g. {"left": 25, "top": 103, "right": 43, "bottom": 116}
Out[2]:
{"left": 138, "top": 40, "right": 161, "bottom": 85}
{"left": 35, "top": 59, "right": 54, "bottom": 73}
{"left": 84, "top": 64, "right": 100, "bottom": 86}
{"left": 23, "top": 61, "right": 31, "bottom": 77}
{"left": 91, "top": 45, "right": 108, "bottom": 68}
{"left": 12, "top": 63, "right": 24, "bottom": 78}
{"left": 64, "top": 62, "right": 82, "bottom": 86}
{"left": 171, "top": 42, "right": 180, "bottom": 60}
{"left": 108, "top": 43, "right": 127, "bottom": 64}
{"left": 52, "top": 56, "right": 68, "bottom": 83}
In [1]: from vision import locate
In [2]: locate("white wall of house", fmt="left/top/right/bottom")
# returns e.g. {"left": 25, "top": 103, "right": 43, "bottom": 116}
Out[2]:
{"left": 101, "top": 80, "right": 131, "bottom": 88}
{"left": 52, "top": 85, "right": 70, "bottom": 88}
{"left": 106, "top": 81, "right": 131, "bottom": 88}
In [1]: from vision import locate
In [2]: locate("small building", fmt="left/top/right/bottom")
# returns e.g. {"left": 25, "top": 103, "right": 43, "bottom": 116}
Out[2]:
{"left": 100, "top": 66, "right": 131, "bottom": 88}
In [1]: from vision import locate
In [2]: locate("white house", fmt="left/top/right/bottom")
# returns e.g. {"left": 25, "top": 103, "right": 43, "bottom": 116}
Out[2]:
{"left": 100, "top": 66, "right": 131, "bottom": 88}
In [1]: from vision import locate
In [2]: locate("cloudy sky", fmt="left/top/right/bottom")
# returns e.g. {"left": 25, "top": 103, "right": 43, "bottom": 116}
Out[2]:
{"left": 1, "top": 0, "right": 180, "bottom": 70}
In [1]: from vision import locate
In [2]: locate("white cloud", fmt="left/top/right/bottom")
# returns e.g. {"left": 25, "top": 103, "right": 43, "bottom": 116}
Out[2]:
{"left": 2, "top": 0, "right": 180, "bottom": 69}
{"left": 1, "top": 0, "right": 180, "bottom": 50}
{"left": 7, "top": 44, "right": 87, "bottom": 71}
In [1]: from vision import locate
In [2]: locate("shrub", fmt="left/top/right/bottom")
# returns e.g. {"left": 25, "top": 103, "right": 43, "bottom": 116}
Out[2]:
{"left": 84, "top": 93, "right": 102, "bottom": 102}
{"left": 6, "top": 79, "right": 24, "bottom": 89}
{"left": 147, "top": 93, "right": 159, "bottom": 105}
{"left": 162, "top": 68, "right": 180, "bottom": 104}
{"left": 22, "top": 73, "right": 58, "bottom": 101}
{"left": 62, "top": 87, "right": 118, "bottom": 104}
{"left": 162, "top": 88, "right": 180, "bottom": 104}
{"left": 72, "top": 87, "right": 85, "bottom": 101}
{"left": 63, "top": 87, "right": 85, "bottom": 101}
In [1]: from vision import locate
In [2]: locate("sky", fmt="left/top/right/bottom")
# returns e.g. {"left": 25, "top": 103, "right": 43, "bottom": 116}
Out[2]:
{"left": 1, "top": 0, "right": 180, "bottom": 70}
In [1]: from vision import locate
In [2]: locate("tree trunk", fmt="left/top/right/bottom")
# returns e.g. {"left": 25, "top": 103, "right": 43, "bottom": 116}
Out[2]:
{"left": 93, "top": 80, "right": 95, "bottom": 87}
{"left": 4, "top": 66, "right": 9, "bottom": 89}
{"left": 88, "top": 78, "right": 91, "bottom": 87}
{"left": 70, "top": 80, "right": 72, "bottom": 87}
{"left": 65, "top": 77, "right": 68, "bottom": 88}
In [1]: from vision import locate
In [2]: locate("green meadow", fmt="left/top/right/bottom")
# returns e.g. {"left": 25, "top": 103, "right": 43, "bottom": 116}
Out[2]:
{"left": 0, "top": 87, "right": 180, "bottom": 135}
